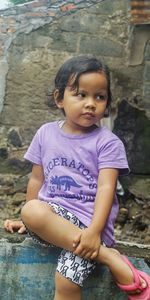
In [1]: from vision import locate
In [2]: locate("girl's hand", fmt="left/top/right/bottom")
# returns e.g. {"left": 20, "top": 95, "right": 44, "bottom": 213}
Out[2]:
{"left": 73, "top": 227, "right": 101, "bottom": 260}
{"left": 4, "top": 219, "right": 26, "bottom": 234}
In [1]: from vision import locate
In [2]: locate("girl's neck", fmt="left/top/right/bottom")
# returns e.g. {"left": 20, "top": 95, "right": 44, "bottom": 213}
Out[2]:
{"left": 60, "top": 121, "right": 98, "bottom": 135}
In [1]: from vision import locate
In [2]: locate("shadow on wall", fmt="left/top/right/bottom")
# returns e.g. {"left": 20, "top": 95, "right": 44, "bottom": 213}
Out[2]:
{"left": 113, "top": 100, "right": 150, "bottom": 175}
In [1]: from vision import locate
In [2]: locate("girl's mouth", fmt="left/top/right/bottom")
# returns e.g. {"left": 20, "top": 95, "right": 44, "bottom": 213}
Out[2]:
{"left": 82, "top": 112, "right": 95, "bottom": 118}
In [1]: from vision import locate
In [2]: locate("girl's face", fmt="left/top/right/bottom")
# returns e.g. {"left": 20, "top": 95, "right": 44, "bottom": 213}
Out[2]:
{"left": 56, "top": 72, "right": 108, "bottom": 135}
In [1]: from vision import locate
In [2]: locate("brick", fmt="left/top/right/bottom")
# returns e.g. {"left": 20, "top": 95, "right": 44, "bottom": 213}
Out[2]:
{"left": 0, "top": 26, "right": 7, "bottom": 34}
{"left": 7, "top": 17, "right": 17, "bottom": 25}
{"left": 47, "top": 10, "right": 56, "bottom": 17}
{"left": 49, "top": 28, "right": 79, "bottom": 52}
{"left": 7, "top": 27, "right": 16, "bottom": 34}
{"left": 61, "top": 13, "right": 106, "bottom": 33}
{"left": 60, "top": 4, "right": 76, "bottom": 13}
{"left": 25, "top": 12, "right": 46, "bottom": 18}
{"left": 79, "top": 36, "right": 123, "bottom": 57}
{"left": 29, "top": 2, "right": 47, "bottom": 8}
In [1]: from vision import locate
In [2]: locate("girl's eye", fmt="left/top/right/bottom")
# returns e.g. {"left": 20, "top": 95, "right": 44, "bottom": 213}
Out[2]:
{"left": 96, "top": 95, "right": 106, "bottom": 101}
{"left": 77, "top": 92, "right": 86, "bottom": 98}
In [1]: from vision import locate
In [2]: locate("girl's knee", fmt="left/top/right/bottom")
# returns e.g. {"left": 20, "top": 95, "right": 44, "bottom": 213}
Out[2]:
{"left": 21, "top": 200, "right": 46, "bottom": 228}
{"left": 55, "top": 272, "right": 81, "bottom": 295}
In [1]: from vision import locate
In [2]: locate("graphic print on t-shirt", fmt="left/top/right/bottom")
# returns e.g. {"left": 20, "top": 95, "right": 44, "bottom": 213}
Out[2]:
{"left": 50, "top": 176, "right": 82, "bottom": 191}
{"left": 45, "top": 156, "right": 97, "bottom": 202}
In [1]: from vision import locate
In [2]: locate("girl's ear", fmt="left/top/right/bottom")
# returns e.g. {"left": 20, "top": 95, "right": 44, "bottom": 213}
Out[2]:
{"left": 54, "top": 89, "right": 64, "bottom": 109}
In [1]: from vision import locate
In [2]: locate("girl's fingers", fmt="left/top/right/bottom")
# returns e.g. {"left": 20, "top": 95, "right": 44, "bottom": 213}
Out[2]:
{"left": 73, "top": 243, "right": 84, "bottom": 255}
{"left": 18, "top": 225, "right": 26, "bottom": 234}
{"left": 78, "top": 249, "right": 88, "bottom": 258}
{"left": 4, "top": 220, "right": 25, "bottom": 234}
{"left": 81, "top": 251, "right": 93, "bottom": 259}
{"left": 74, "top": 245, "right": 92, "bottom": 258}
{"left": 72, "top": 233, "right": 81, "bottom": 248}
{"left": 4, "top": 220, "right": 14, "bottom": 233}
{"left": 73, "top": 245, "right": 99, "bottom": 259}
{"left": 79, "top": 250, "right": 98, "bottom": 260}
{"left": 4, "top": 219, "right": 9, "bottom": 228}
{"left": 89, "top": 250, "right": 99, "bottom": 260}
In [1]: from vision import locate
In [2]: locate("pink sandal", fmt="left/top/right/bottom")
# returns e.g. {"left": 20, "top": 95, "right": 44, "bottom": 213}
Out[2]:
{"left": 116, "top": 256, "right": 150, "bottom": 300}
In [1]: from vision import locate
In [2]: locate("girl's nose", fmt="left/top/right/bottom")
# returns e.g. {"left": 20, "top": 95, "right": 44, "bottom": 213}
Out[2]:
{"left": 84, "top": 97, "right": 96, "bottom": 109}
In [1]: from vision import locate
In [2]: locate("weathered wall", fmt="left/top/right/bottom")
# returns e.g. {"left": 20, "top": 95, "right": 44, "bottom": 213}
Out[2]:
{"left": 0, "top": 0, "right": 150, "bottom": 179}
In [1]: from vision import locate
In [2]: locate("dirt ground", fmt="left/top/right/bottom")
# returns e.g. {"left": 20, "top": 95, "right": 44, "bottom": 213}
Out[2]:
{"left": 0, "top": 175, "right": 150, "bottom": 245}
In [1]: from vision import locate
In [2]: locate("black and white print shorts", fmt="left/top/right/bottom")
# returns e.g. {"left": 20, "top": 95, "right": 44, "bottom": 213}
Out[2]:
{"left": 25, "top": 202, "right": 97, "bottom": 286}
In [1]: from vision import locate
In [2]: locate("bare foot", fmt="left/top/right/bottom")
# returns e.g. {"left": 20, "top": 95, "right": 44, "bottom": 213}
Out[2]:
{"left": 128, "top": 278, "right": 147, "bottom": 295}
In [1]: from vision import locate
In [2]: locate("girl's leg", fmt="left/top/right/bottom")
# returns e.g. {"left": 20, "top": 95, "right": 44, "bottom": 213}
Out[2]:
{"left": 21, "top": 200, "right": 82, "bottom": 252}
{"left": 54, "top": 272, "right": 81, "bottom": 300}
{"left": 21, "top": 200, "right": 83, "bottom": 300}
{"left": 21, "top": 200, "right": 147, "bottom": 294}
{"left": 96, "top": 245, "right": 147, "bottom": 294}
{"left": 97, "top": 246, "right": 134, "bottom": 284}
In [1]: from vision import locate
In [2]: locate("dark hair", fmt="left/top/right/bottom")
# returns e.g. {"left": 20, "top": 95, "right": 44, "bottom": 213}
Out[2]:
{"left": 51, "top": 56, "right": 112, "bottom": 116}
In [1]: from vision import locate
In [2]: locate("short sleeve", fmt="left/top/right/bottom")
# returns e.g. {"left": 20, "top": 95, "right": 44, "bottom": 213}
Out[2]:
{"left": 24, "top": 129, "right": 42, "bottom": 165}
{"left": 97, "top": 137, "right": 129, "bottom": 176}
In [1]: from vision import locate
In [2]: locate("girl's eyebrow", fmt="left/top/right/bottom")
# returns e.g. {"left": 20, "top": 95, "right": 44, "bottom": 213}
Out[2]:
{"left": 78, "top": 89, "right": 106, "bottom": 93}
{"left": 95, "top": 90, "right": 107, "bottom": 94}
{"left": 71, "top": 89, "right": 86, "bottom": 94}
{"left": 77, "top": 89, "right": 86, "bottom": 93}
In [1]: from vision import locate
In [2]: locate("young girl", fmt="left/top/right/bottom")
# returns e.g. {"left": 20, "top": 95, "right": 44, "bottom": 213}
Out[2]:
{"left": 4, "top": 56, "right": 150, "bottom": 300}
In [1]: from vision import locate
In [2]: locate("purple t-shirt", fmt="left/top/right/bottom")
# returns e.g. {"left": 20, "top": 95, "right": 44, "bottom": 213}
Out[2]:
{"left": 24, "top": 121, "right": 129, "bottom": 246}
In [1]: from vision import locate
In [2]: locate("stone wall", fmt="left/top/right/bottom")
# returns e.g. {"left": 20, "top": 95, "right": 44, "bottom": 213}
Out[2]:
{"left": 0, "top": 0, "right": 150, "bottom": 182}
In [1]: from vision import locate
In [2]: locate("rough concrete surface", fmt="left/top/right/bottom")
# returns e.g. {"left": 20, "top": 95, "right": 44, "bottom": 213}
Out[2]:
{"left": 0, "top": 237, "right": 150, "bottom": 300}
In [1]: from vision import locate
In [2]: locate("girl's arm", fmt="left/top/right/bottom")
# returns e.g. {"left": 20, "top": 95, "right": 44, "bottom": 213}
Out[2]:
{"left": 73, "top": 168, "right": 118, "bottom": 259}
{"left": 26, "top": 164, "right": 44, "bottom": 201}
{"left": 90, "top": 168, "right": 118, "bottom": 233}
{"left": 4, "top": 164, "right": 44, "bottom": 233}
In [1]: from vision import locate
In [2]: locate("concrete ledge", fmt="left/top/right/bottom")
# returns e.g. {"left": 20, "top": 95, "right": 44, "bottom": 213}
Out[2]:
{"left": 1, "top": 228, "right": 150, "bottom": 259}
{"left": 0, "top": 230, "right": 150, "bottom": 300}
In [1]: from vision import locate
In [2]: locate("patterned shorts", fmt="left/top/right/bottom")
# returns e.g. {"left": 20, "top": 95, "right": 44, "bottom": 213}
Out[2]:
{"left": 25, "top": 202, "right": 97, "bottom": 287}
